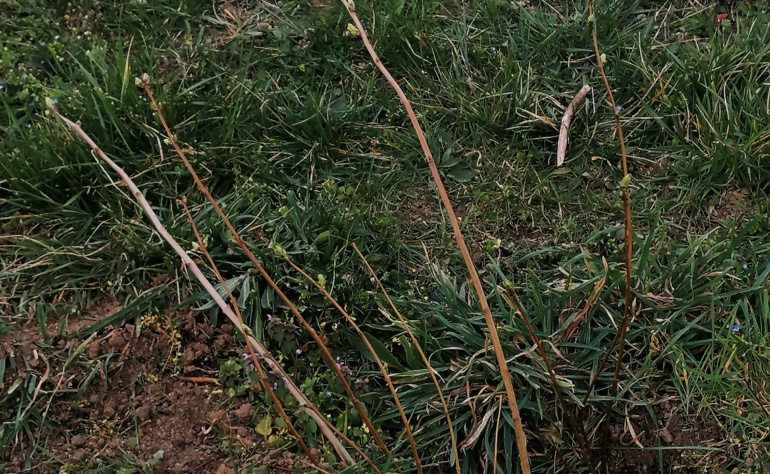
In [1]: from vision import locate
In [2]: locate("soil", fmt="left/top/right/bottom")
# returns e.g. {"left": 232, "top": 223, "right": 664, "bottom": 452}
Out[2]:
{"left": 0, "top": 298, "right": 304, "bottom": 473}
{"left": 606, "top": 399, "right": 731, "bottom": 474}
{"left": 710, "top": 186, "right": 756, "bottom": 224}
{"left": 393, "top": 182, "right": 441, "bottom": 230}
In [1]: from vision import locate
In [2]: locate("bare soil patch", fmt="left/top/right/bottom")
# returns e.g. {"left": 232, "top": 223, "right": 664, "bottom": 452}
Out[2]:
{"left": 0, "top": 297, "right": 306, "bottom": 473}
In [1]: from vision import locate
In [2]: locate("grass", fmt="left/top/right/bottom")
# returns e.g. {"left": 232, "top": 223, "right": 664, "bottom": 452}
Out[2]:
{"left": 1, "top": 0, "right": 770, "bottom": 472}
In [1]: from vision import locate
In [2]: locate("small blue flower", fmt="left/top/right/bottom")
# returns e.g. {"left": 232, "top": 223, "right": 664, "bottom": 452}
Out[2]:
{"left": 273, "top": 382, "right": 278, "bottom": 389}
{"left": 296, "top": 348, "right": 302, "bottom": 355}
{"left": 242, "top": 352, "right": 250, "bottom": 360}
{"left": 741, "top": 263, "right": 748, "bottom": 270}
{"left": 51, "top": 97, "right": 57, "bottom": 105}
{"left": 326, "top": 391, "right": 332, "bottom": 398}
{"left": 615, "top": 104, "right": 622, "bottom": 112}
{"left": 283, "top": 378, "right": 289, "bottom": 387}
{"left": 490, "top": 47, "right": 499, "bottom": 54}
{"left": 39, "top": 41, "right": 45, "bottom": 46}
{"left": 0, "top": 80, "right": 5, "bottom": 89}
{"left": 731, "top": 325, "right": 740, "bottom": 333}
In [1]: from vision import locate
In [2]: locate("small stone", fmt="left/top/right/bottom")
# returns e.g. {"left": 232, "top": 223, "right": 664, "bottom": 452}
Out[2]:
{"left": 135, "top": 406, "right": 150, "bottom": 421}
{"left": 71, "top": 435, "right": 87, "bottom": 447}
{"left": 234, "top": 403, "right": 252, "bottom": 420}
{"left": 660, "top": 428, "right": 674, "bottom": 444}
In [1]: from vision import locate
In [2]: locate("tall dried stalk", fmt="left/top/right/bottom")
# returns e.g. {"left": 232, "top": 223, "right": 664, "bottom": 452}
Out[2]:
{"left": 139, "top": 83, "right": 394, "bottom": 463}
{"left": 339, "top": 2, "right": 530, "bottom": 471}
{"left": 53, "top": 112, "right": 355, "bottom": 466}
{"left": 352, "top": 244, "right": 460, "bottom": 474}
{"left": 587, "top": 1, "right": 634, "bottom": 470}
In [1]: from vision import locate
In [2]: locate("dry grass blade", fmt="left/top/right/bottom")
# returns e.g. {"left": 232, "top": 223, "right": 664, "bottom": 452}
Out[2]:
{"left": 53, "top": 112, "right": 355, "bottom": 468}
{"left": 352, "top": 243, "right": 460, "bottom": 474}
{"left": 492, "top": 395, "right": 503, "bottom": 474}
{"left": 501, "top": 289, "right": 595, "bottom": 472}
{"left": 140, "top": 83, "right": 394, "bottom": 464}
{"left": 560, "top": 257, "right": 608, "bottom": 341}
{"left": 557, "top": 84, "right": 591, "bottom": 167}
{"left": 339, "top": 2, "right": 531, "bottom": 471}
{"left": 587, "top": 1, "right": 634, "bottom": 470}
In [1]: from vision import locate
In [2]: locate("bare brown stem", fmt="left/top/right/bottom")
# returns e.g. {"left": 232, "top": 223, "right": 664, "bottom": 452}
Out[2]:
{"left": 492, "top": 395, "right": 503, "bottom": 474}
{"left": 560, "top": 258, "right": 608, "bottom": 342}
{"left": 339, "top": 2, "right": 530, "bottom": 471}
{"left": 54, "top": 112, "right": 356, "bottom": 467}
{"left": 502, "top": 290, "right": 595, "bottom": 473}
{"left": 140, "top": 84, "right": 393, "bottom": 465}
{"left": 352, "top": 243, "right": 460, "bottom": 474}
{"left": 276, "top": 248, "right": 423, "bottom": 473}
{"left": 587, "top": 2, "right": 634, "bottom": 471}
{"left": 557, "top": 84, "right": 591, "bottom": 167}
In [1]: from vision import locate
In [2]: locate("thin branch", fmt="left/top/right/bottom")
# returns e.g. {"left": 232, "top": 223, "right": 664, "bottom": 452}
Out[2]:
{"left": 557, "top": 84, "right": 591, "bottom": 167}
{"left": 501, "top": 290, "right": 595, "bottom": 473}
{"left": 587, "top": 2, "right": 634, "bottom": 471}
{"left": 140, "top": 83, "right": 394, "bottom": 465}
{"left": 54, "top": 112, "right": 356, "bottom": 468}
{"left": 340, "top": 2, "right": 531, "bottom": 471}
{"left": 352, "top": 243, "right": 460, "bottom": 474}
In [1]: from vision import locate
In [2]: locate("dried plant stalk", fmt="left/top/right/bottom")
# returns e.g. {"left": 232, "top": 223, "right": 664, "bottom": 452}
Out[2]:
{"left": 557, "top": 84, "right": 591, "bottom": 167}
{"left": 587, "top": 1, "right": 634, "bottom": 470}
{"left": 140, "top": 84, "right": 394, "bottom": 465}
{"left": 271, "top": 244, "right": 423, "bottom": 473}
{"left": 179, "top": 199, "right": 319, "bottom": 467}
{"left": 54, "top": 112, "right": 357, "bottom": 467}
{"left": 340, "top": 2, "right": 530, "bottom": 471}
{"left": 502, "top": 290, "right": 595, "bottom": 472}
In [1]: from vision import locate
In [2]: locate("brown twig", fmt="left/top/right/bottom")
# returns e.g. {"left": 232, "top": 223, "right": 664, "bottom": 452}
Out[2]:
{"left": 587, "top": 2, "right": 634, "bottom": 471}
{"left": 492, "top": 395, "right": 503, "bottom": 474}
{"left": 139, "top": 83, "right": 393, "bottom": 465}
{"left": 352, "top": 243, "right": 461, "bottom": 474}
{"left": 560, "top": 258, "right": 608, "bottom": 341}
{"left": 54, "top": 112, "right": 355, "bottom": 468}
{"left": 177, "top": 376, "right": 220, "bottom": 384}
{"left": 557, "top": 84, "right": 591, "bottom": 167}
{"left": 339, "top": 2, "right": 530, "bottom": 471}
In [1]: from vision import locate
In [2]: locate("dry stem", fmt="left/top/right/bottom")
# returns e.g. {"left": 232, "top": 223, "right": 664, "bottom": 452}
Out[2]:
{"left": 340, "top": 2, "right": 530, "bottom": 471}
{"left": 180, "top": 199, "right": 319, "bottom": 467}
{"left": 140, "top": 84, "right": 393, "bottom": 464}
{"left": 353, "top": 243, "right": 460, "bottom": 474}
{"left": 270, "top": 240, "right": 423, "bottom": 473}
{"left": 54, "top": 112, "right": 356, "bottom": 467}
{"left": 587, "top": 2, "right": 634, "bottom": 470}
{"left": 557, "top": 84, "right": 591, "bottom": 167}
